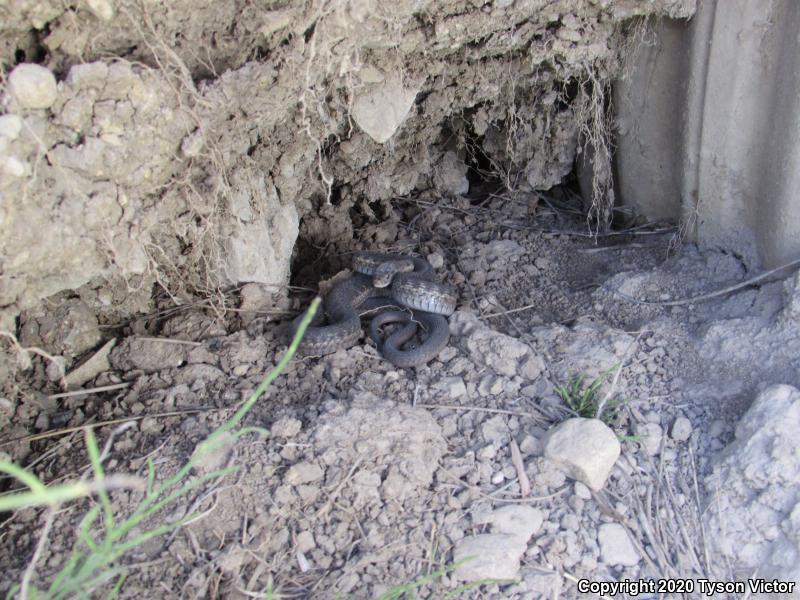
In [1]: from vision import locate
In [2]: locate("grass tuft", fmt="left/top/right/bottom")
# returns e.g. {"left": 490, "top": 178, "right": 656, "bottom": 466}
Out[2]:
{"left": 555, "top": 367, "right": 625, "bottom": 426}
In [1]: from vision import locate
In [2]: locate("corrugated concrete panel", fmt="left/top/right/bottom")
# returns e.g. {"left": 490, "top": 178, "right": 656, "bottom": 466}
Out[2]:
{"left": 614, "top": 0, "right": 800, "bottom": 268}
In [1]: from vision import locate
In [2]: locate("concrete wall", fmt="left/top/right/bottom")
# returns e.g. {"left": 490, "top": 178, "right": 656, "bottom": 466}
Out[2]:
{"left": 614, "top": 0, "right": 800, "bottom": 268}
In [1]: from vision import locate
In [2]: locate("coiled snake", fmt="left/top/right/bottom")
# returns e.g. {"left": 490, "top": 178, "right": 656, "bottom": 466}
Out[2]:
{"left": 290, "top": 252, "right": 456, "bottom": 367}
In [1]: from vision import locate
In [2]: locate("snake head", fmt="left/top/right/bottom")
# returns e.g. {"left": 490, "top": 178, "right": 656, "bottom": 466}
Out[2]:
{"left": 372, "top": 271, "right": 393, "bottom": 288}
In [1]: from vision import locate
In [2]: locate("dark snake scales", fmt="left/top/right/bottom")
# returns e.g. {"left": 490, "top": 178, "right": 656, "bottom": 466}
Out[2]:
{"left": 289, "top": 252, "right": 457, "bottom": 367}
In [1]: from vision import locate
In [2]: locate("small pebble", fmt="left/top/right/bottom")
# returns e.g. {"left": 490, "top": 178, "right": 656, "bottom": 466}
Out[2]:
{"left": 285, "top": 461, "right": 324, "bottom": 485}
{"left": 271, "top": 417, "right": 302, "bottom": 438}
{"left": 439, "top": 376, "right": 467, "bottom": 399}
{"left": 427, "top": 252, "right": 444, "bottom": 269}
{"left": 8, "top": 64, "right": 58, "bottom": 109}
{"left": 478, "top": 444, "right": 497, "bottom": 460}
{"left": 574, "top": 481, "right": 592, "bottom": 500}
{"left": 670, "top": 416, "right": 693, "bottom": 442}
{"left": 636, "top": 422, "right": 663, "bottom": 456}
{"left": 519, "top": 435, "right": 542, "bottom": 456}
{"left": 296, "top": 531, "right": 316, "bottom": 553}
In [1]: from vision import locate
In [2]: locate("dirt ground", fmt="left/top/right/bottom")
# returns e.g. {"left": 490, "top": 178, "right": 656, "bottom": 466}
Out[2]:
{"left": 2, "top": 186, "right": 798, "bottom": 598}
{"left": 4, "top": 1, "right": 800, "bottom": 598}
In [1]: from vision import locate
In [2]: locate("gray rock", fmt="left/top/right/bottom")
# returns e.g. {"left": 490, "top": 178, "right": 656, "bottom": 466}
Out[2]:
{"left": 478, "top": 374, "right": 504, "bottom": 396}
{"left": 481, "top": 415, "right": 509, "bottom": 444}
{"left": 705, "top": 384, "right": 800, "bottom": 583}
{"left": 597, "top": 523, "right": 640, "bottom": 566}
{"left": 217, "top": 173, "right": 298, "bottom": 287}
{"left": 478, "top": 505, "right": 544, "bottom": 540}
{"left": 453, "top": 533, "right": 527, "bottom": 582}
{"left": 484, "top": 240, "right": 525, "bottom": 264}
{"left": 438, "top": 376, "right": 467, "bottom": 399}
{"left": 351, "top": 71, "right": 418, "bottom": 143}
{"left": 271, "top": 417, "right": 302, "bottom": 438}
{"left": 437, "top": 346, "right": 458, "bottom": 362}
{"left": 110, "top": 338, "right": 184, "bottom": 373}
{"left": 85, "top": 0, "right": 114, "bottom": 20}
{"left": 520, "top": 355, "right": 545, "bottom": 380}
{"left": 670, "top": 416, "right": 693, "bottom": 442}
{"left": 635, "top": 422, "right": 663, "bottom": 456}
{"left": 781, "top": 271, "right": 800, "bottom": 321}
{"left": 519, "top": 435, "right": 542, "bottom": 456}
{"left": 450, "top": 311, "right": 536, "bottom": 377}
{"left": 8, "top": 64, "right": 58, "bottom": 109}
{"left": 427, "top": 252, "right": 445, "bottom": 269}
{"left": 433, "top": 151, "right": 469, "bottom": 196}
{"left": 285, "top": 461, "right": 324, "bottom": 485}
{"left": 180, "top": 128, "right": 204, "bottom": 157}
{"left": 543, "top": 418, "right": 620, "bottom": 491}
{"left": 20, "top": 299, "right": 102, "bottom": 361}
{"left": 296, "top": 531, "right": 316, "bottom": 553}
{"left": 477, "top": 444, "right": 497, "bottom": 460}
{"left": 520, "top": 572, "right": 563, "bottom": 597}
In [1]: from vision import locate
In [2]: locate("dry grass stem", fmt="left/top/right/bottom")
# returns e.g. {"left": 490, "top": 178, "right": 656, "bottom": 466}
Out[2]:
{"left": 509, "top": 439, "right": 531, "bottom": 497}
{"left": 47, "top": 383, "right": 131, "bottom": 400}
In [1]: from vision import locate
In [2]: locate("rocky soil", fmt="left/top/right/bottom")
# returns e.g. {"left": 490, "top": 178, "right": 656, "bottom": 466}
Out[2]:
{"left": 1, "top": 190, "right": 799, "bottom": 598}
{"left": 0, "top": 0, "right": 694, "bottom": 332}
{"left": 2, "top": 1, "right": 800, "bottom": 598}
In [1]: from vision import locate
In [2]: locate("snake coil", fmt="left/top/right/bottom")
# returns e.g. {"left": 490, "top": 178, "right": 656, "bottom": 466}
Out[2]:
{"left": 290, "top": 252, "right": 456, "bottom": 367}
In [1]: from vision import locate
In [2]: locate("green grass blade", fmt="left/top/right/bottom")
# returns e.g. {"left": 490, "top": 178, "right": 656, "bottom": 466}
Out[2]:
{"left": 0, "top": 461, "right": 47, "bottom": 493}
{"left": 84, "top": 428, "right": 114, "bottom": 533}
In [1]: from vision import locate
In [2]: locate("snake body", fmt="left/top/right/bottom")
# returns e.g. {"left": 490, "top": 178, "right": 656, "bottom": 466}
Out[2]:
{"left": 291, "top": 252, "right": 456, "bottom": 367}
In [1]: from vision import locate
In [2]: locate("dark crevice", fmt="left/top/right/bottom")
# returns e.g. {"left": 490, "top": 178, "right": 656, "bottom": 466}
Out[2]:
{"left": 14, "top": 25, "right": 49, "bottom": 66}
{"left": 303, "top": 21, "right": 317, "bottom": 43}
{"left": 556, "top": 77, "right": 581, "bottom": 112}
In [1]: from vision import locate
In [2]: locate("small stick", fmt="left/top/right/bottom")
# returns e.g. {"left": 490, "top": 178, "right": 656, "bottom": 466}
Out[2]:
{"left": 605, "top": 256, "right": 800, "bottom": 306}
{"left": 136, "top": 336, "right": 202, "bottom": 346}
{"left": 47, "top": 382, "right": 131, "bottom": 400}
{"left": 481, "top": 303, "right": 537, "bottom": 319}
{"left": 509, "top": 439, "right": 531, "bottom": 497}
{"left": 0, "top": 408, "right": 221, "bottom": 447}
{"left": 440, "top": 468, "right": 567, "bottom": 503}
{"left": 578, "top": 243, "right": 652, "bottom": 253}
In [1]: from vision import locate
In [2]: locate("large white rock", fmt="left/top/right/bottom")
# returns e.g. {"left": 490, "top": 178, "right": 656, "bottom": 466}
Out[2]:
{"left": 705, "top": 384, "right": 800, "bottom": 582}
{"left": 351, "top": 71, "right": 419, "bottom": 144}
{"left": 543, "top": 418, "right": 620, "bottom": 491}
{"left": 8, "top": 64, "right": 58, "bottom": 109}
